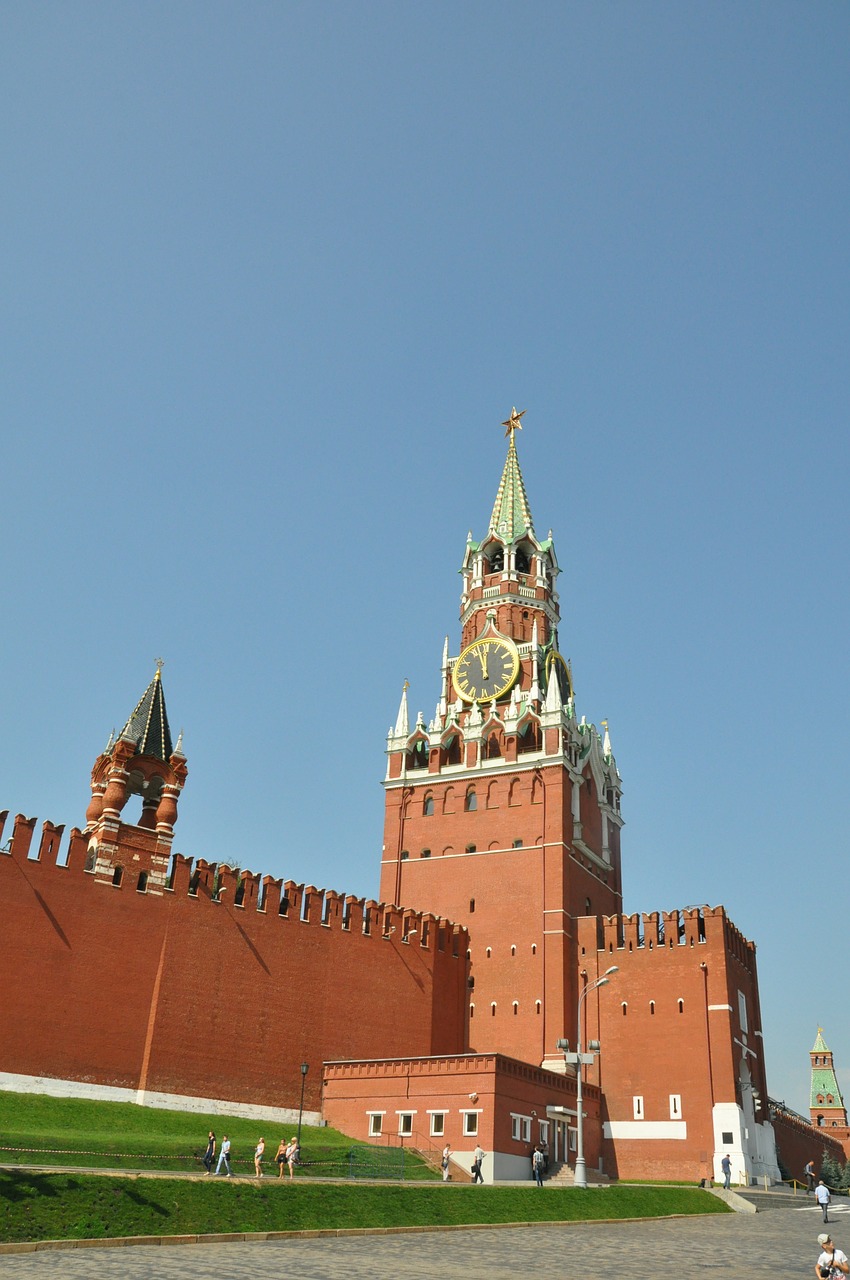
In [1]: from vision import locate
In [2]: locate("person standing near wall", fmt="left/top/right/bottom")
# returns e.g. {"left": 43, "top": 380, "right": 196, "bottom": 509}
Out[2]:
{"left": 441, "top": 1143, "right": 451, "bottom": 1181}
{"left": 721, "top": 1154, "right": 732, "bottom": 1190}
{"left": 532, "top": 1146, "right": 544, "bottom": 1186}
{"left": 203, "top": 1130, "right": 216, "bottom": 1175}
{"left": 806, "top": 1160, "right": 817, "bottom": 1195}
{"left": 254, "top": 1136, "right": 265, "bottom": 1177}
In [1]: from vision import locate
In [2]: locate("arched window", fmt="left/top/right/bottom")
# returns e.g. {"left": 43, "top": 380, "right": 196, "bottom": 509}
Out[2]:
{"left": 649, "top": 1001, "right": 655, "bottom": 1016}
{"left": 112, "top": 866, "right": 123, "bottom": 887}
{"left": 512, "top": 1001, "right": 519, "bottom": 1016}
{"left": 622, "top": 1002, "right": 628, "bottom": 1016}
{"left": 518, "top": 721, "right": 540, "bottom": 754}
{"left": 678, "top": 999, "right": 684, "bottom": 1014}
{"left": 423, "top": 793, "right": 435, "bottom": 816}
{"left": 490, "top": 1003, "right": 497, "bottom": 1017}
{"left": 465, "top": 788, "right": 477, "bottom": 812}
{"left": 486, "top": 734, "right": 502, "bottom": 760}
{"left": 490, "top": 548, "right": 504, "bottom": 572}
{"left": 535, "top": 1001, "right": 541, "bottom": 1015}
{"left": 137, "top": 871, "right": 148, "bottom": 893}
{"left": 407, "top": 740, "right": 428, "bottom": 770}
{"left": 515, "top": 547, "right": 530, "bottom": 574}
{"left": 443, "top": 735, "right": 462, "bottom": 766}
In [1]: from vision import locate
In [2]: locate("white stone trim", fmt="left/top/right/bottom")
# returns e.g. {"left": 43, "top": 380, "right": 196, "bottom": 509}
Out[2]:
{"left": 0, "top": 1071, "right": 319, "bottom": 1126}
{"left": 603, "top": 1121, "right": 687, "bottom": 1140}
{"left": 708, "top": 1004, "right": 733, "bottom": 1012}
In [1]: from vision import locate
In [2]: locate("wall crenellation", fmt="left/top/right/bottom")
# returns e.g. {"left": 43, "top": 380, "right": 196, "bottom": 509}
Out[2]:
{"left": 0, "top": 806, "right": 464, "bottom": 953}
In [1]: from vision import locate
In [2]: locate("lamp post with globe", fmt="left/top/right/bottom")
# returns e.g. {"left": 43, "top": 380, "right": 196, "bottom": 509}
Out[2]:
{"left": 557, "top": 965, "right": 618, "bottom": 1188}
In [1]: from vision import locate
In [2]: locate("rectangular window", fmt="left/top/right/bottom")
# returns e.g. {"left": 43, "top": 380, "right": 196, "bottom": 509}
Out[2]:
{"left": 737, "top": 989, "right": 748, "bottom": 1034}
{"left": 429, "top": 1112, "right": 446, "bottom": 1138}
{"left": 633, "top": 1096, "right": 644, "bottom": 1120}
{"left": 568, "top": 1127, "right": 577, "bottom": 1151}
{"left": 463, "top": 1112, "right": 479, "bottom": 1137}
{"left": 669, "top": 1094, "right": 681, "bottom": 1118}
{"left": 539, "top": 1120, "right": 549, "bottom": 1143}
{"left": 368, "top": 1113, "right": 384, "bottom": 1137}
{"left": 511, "top": 1114, "right": 532, "bottom": 1143}
{"left": 397, "top": 1112, "right": 414, "bottom": 1137}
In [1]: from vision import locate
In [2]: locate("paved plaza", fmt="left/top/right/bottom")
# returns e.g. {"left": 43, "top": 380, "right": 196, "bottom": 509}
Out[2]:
{"left": 0, "top": 1195, "right": 846, "bottom": 1280}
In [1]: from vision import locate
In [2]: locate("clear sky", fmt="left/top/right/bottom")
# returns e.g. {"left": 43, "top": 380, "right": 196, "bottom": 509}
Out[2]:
{"left": 2, "top": 2, "right": 847, "bottom": 1117}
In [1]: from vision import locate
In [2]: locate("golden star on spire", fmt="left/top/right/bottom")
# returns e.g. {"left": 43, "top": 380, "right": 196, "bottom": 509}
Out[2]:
{"left": 502, "top": 406, "right": 526, "bottom": 438}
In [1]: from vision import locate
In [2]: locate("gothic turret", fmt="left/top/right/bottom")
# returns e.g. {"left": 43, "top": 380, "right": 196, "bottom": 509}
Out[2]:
{"left": 84, "top": 664, "right": 188, "bottom": 893}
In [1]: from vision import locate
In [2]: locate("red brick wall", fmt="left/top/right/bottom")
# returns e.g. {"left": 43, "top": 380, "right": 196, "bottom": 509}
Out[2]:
{"left": 771, "top": 1109, "right": 848, "bottom": 1179}
{"left": 380, "top": 763, "right": 621, "bottom": 1067}
{"left": 577, "top": 908, "right": 769, "bottom": 1181}
{"left": 0, "top": 816, "right": 468, "bottom": 1112}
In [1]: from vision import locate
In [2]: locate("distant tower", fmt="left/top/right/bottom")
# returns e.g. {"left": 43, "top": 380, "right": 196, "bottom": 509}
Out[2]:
{"left": 810, "top": 1029, "right": 848, "bottom": 1130}
{"left": 84, "top": 665, "right": 187, "bottom": 893}
{"left": 379, "top": 410, "right": 623, "bottom": 1067}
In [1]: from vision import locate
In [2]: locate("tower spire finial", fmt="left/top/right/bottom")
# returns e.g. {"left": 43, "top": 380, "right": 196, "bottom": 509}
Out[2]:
{"left": 501, "top": 406, "right": 526, "bottom": 438}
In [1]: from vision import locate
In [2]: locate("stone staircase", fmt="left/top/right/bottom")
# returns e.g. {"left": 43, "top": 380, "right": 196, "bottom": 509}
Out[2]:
{"left": 545, "top": 1160, "right": 610, "bottom": 1186}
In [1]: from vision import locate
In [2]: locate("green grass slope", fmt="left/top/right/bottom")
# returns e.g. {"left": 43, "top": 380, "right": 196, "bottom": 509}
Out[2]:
{"left": 0, "top": 1173, "right": 728, "bottom": 1244}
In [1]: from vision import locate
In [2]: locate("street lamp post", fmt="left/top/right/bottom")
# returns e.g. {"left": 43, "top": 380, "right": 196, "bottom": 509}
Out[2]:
{"left": 297, "top": 1062, "right": 309, "bottom": 1148}
{"left": 557, "top": 965, "right": 618, "bottom": 1189}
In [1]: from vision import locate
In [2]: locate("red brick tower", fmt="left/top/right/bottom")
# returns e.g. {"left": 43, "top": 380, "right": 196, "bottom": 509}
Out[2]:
{"left": 379, "top": 410, "right": 623, "bottom": 1066}
{"left": 810, "top": 1029, "right": 849, "bottom": 1132}
{"left": 84, "top": 664, "right": 188, "bottom": 893}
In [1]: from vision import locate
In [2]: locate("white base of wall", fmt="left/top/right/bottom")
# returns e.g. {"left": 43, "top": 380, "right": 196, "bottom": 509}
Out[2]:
{"left": 0, "top": 1071, "right": 321, "bottom": 1129}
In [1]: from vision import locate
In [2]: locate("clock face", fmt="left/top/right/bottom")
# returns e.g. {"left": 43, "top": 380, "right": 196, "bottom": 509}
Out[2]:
{"left": 453, "top": 637, "right": 520, "bottom": 703}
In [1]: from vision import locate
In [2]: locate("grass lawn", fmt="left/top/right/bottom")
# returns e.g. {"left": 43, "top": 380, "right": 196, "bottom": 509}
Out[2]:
{"left": 0, "top": 1173, "right": 729, "bottom": 1244}
{"left": 0, "top": 1091, "right": 436, "bottom": 1180}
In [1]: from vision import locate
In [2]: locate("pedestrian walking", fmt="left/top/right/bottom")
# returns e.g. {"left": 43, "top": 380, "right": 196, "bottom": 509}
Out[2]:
{"left": 285, "top": 1136, "right": 298, "bottom": 1180}
{"left": 815, "top": 1232, "right": 849, "bottom": 1277}
{"left": 215, "top": 1135, "right": 232, "bottom": 1176}
{"left": 275, "top": 1137, "right": 287, "bottom": 1178}
{"left": 202, "top": 1130, "right": 216, "bottom": 1175}
{"left": 472, "top": 1144, "right": 484, "bottom": 1184}
{"left": 816, "top": 1180, "right": 832, "bottom": 1223}
{"left": 806, "top": 1159, "right": 817, "bottom": 1195}
{"left": 532, "top": 1146, "right": 544, "bottom": 1186}
{"left": 254, "top": 1136, "right": 265, "bottom": 1177}
{"left": 441, "top": 1143, "right": 451, "bottom": 1182}
{"left": 721, "top": 1153, "right": 732, "bottom": 1190}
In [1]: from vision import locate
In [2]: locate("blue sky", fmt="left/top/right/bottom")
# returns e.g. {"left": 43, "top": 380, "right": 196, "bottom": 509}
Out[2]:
{"left": 2, "top": 2, "right": 847, "bottom": 1116}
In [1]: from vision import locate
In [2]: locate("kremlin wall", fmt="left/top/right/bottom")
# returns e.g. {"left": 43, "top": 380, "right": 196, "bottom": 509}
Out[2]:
{"left": 0, "top": 411, "right": 846, "bottom": 1184}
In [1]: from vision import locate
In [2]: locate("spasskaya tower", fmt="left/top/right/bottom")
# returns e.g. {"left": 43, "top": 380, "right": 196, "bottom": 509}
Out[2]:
{"left": 379, "top": 409, "right": 624, "bottom": 1068}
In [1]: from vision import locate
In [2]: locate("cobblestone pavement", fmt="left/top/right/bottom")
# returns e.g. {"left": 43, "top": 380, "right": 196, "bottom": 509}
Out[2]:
{"left": 0, "top": 1198, "right": 847, "bottom": 1280}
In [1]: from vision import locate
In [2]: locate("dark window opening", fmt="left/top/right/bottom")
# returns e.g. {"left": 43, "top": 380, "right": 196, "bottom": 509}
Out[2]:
{"left": 423, "top": 794, "right": 435, "bottom": 816}
{"left": 465, "top": 789, "right": 477, "bottom": 812}
{"left": 112, "top": 866, "right": 123, "bottom": 887}
{"left": 137, "top": 871, "right": 148, "bottom": 893}
{"left": 420, "top": 848, "right": 431, "bottom": 858}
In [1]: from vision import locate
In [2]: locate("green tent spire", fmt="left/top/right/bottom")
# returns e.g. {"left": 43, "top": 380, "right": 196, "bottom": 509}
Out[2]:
{"left": 117, "top": 663, "right": 174, "bottom": 762}
{"left": 488, "top": 407, "right": 535, "bottom": 543}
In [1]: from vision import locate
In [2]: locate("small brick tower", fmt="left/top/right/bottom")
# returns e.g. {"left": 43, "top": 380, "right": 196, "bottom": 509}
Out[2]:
{"left": 810, "top": 1029, "right": 849, "bottom": 1132}
{"left": 84, "top": 664, "right": 188, "bottom": 893}
{"left": 379, "top": 410, "right": 623, "bottom": 1067}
